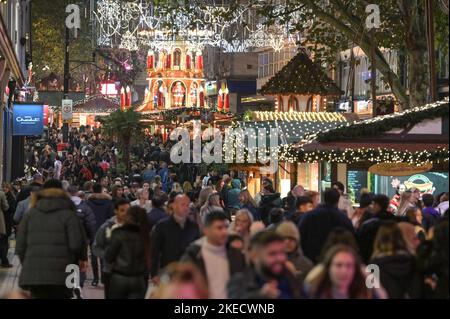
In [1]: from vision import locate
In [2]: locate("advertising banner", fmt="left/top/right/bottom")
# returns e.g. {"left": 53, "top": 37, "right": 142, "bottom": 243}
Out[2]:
{"left": 13, "top": 103, "right": 44, "bottom": 136}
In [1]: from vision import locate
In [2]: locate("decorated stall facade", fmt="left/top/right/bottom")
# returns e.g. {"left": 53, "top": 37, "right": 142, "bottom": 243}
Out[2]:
{"left": 259, "top": 50, "right": 342, "bottom": 112}
{"left": 280, "top": 100, "right": 449, "bottom": 201}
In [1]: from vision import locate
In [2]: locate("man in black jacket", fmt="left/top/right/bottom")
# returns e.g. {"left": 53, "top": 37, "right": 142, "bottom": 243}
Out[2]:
{"left": 181, "top": 211, "right": 246, "bottom": 298}
{"left": 357, "top": 194, "right": 398, "bottom": 263}
{"left": 92, "top": 199, "right": 130, "bottom": 299}
{"left": 69, "top": 185, "right": 96, "bottom": 291}
{"left": 298, "top": 189, "right": 354, "bottom": 263}
{"left": 150, "top": 194, "right": 200, "bottom": 282}
{"left": 15, "top": 181, "right": 86, "bottom": 299}
{"left": 87, "top": 183, "right": 114, "bottom": 286}
{"left": 228, "top": 230, "right": 304, "bottom": 299}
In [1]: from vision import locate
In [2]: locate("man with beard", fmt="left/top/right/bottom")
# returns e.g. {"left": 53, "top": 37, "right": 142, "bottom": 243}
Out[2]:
{"left": 228, "top": 230, "right": 305, "bottom": 299}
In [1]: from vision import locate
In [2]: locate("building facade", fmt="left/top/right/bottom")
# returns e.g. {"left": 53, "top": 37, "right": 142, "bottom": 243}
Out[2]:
{"left": 0, "top": 0, "right": 30, "bottom": 182}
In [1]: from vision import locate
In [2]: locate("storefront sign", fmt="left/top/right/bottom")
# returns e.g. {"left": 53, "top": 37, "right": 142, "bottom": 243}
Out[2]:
{"left": 369, "top": 162, "right": 433, "bottom": 177}
{"left": 62, "top": 99, "right": 73, "bottom": 121}
{"left": 404, "top": 174, "right": 435, "bottom": 193}
{"left": 355, "top": 100, "right": 371, "bottom": 114}
{"left": 338, "top": 101, "right": 351, "bottom": 112}
{"left": 13, "top": 103, "right": 44, "bottom": 136}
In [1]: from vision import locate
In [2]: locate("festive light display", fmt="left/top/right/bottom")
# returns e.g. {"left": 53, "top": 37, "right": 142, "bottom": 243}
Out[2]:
{"left": 260, "top": 50, "right": 343, "bottom": 96}
{"left": 141, "top": 107, "right": 235, "bottom": 123}
{"left": 278, "top": 146, "right": 449, "bottom": 165}
{"left": 93, "top": 0, "right": 297, "bottom": 53}
{"left": 247, "top": 111, "right": 347, "bottom": 122}
{"left": 302, "top": 99, "right": 449, "bottom": 144}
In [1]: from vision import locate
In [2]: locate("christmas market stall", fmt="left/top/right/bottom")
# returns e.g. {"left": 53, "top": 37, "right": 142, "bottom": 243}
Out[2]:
{"left": 72, "top": 95, "right": 119, "bottom": 127}
{"left": 259, "top": 49, "right": 342, "bottom": 112}
{"left": 233, "top": 49, "right": 346, "bottom": 197}
{"left": 281, "top": 99, "right": 449, "bottom": 203}
{"left": 232, "top": 111, "right": 357, "bottom": 197}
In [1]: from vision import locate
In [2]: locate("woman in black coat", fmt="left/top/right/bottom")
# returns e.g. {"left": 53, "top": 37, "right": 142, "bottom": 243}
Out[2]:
{"left": 370, "top": 222, "right": 422, "bottom": 299}
{"left": 105, "top": 206, "right": 150, "bottom": 299}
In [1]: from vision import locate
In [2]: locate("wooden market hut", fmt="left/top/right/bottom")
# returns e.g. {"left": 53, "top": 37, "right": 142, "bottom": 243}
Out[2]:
{"left": 291, "top": 99, "right": 449, "bottom": 198}
{"left": 259, "top": 50, "right": 342, "bottom": 112}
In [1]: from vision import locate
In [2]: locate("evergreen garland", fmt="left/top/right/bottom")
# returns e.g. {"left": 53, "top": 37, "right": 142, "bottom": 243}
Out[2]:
{"left": 305, "top": 100, "right": 449, "bottom": 143}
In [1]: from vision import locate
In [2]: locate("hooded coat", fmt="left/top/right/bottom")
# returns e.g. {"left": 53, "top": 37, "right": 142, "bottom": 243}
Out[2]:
{"left": 15, "top": 188, "right": 86, "bottom": 288}
{"left": 226, "top": 179, "right": 242, "bottom": 210}
{"left": 87, "top": 193, "right": 115, "bottom": 231}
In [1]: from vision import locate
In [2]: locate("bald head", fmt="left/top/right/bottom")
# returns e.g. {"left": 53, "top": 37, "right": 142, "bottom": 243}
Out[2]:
{"left": 292, "top": 185, "right": 305, "bottom": 197}
{"left": 173, "top": 194, "right": 191, "bottom": 218}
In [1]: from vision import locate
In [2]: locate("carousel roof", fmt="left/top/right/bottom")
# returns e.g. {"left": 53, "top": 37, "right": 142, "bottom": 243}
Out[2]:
{"left": 259, "top": 50, "right": 342, "bottom": 96}
{"left": 73, "top": 95, "right": 119, "bottom": 113}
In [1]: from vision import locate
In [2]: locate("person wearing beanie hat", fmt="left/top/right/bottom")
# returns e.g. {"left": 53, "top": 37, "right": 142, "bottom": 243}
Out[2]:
{"left": 276, "top": 221, "right": 313, "bottom": 282}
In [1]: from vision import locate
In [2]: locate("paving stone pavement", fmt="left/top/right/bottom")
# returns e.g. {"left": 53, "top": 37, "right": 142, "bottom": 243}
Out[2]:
{"left": 0, "top": 239, "right": 105, "bottom": 299}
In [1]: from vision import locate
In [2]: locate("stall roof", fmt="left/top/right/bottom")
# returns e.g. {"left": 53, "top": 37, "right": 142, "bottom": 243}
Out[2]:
{"left": 259, "top": 50, "right": 342, "bottom": 96}
{"left": 299, "top": 99, "right": 449, "bottom": 148}
{"left": 238, "top": 112, "right": 355, "bottom": 145}
{"left": 73, "top": 95, "right": 119, "bottom": 113}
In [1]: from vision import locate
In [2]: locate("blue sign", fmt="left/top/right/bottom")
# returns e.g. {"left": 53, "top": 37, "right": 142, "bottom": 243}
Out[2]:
{"left": 13, "top": 104, "right": 44, "bottom": 136}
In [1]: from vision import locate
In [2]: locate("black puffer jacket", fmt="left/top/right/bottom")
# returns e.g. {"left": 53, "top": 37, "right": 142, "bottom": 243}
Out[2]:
{"left": 259, "top": 193, "right": 282, "bottom": 226}
{"left": 105, "top": 224, "right": 147, "bottom": 277}
{"left": 370, "top": 252, "right": 422, "bottom": 299}
{"left": 16, "top": 188, "right": 86, "bottom": 288}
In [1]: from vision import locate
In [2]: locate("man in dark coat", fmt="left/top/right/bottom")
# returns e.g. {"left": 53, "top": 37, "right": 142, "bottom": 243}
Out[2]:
{"left": 87, "top": 183, "right": 114, "bottom": 286}
{"left": 92, "top": 199, "right": 130, "bottom": 299}
{"left": 181, "top": 211, "right": 246, "bottom": 298}
{"left": 150, "top": 194, "right": 200, "bottom": 281}
{"left": 259, "top": 193, "right": 282, "bottom": 226}
{"left": 228, "top": 230, "right": 305, "bottom": 299}
{"left": 15, "top": 182, "right": 86, "bottom": 299}
{"left": 69, "top": 185, "right": 96, "bottom": 290}
{"left": 147, "top": 192, "right": 169, "bottom": 232}
{"left": 357, "top": 194, "right": 398, "bottom": 263}
{"left": 298, "top": 189, "right": 354, "bottom": 263}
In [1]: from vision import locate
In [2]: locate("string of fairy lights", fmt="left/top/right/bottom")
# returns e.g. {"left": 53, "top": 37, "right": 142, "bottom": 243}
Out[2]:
{"left": 220, "top": 99, "right": 449, "bottom": 165}
{"left": 278, "top": 146, "right": 449, "bottom": 166}
{"left": 247, "top": 111, "right": 347, "bottom": 122}
{"left": 259, "top": 51, "right": 342, "bottom": 96}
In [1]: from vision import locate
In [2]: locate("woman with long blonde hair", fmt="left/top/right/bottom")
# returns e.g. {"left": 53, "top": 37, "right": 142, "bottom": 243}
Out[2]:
{"left": 397, "top": 191, "right": 417, "bottom": 217}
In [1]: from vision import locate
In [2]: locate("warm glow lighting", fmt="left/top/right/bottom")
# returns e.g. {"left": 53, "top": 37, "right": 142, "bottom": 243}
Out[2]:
{"left": 101, "top": 82, "right": 118, "bottom": 96}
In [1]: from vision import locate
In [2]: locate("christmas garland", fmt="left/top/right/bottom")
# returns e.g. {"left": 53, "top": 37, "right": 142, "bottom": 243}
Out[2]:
{"left": 304, "top": 99, "right": 449, "bottom": 143}
{"left": 278, "top": 146, "right": 449, "bottom": 165}
{"left": 141, "top": 107, "right": 236, "bottom": 122}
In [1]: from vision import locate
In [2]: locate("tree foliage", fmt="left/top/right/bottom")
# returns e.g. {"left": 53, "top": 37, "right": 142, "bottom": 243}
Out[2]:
{"left": 164, "top": 0, "right": 448, "bottom": 109}
{"left": 32, "top": 0, "right": 96, "bottom": 90}
{"left": 98, "top": 107, "right": 145, "bottom": 172}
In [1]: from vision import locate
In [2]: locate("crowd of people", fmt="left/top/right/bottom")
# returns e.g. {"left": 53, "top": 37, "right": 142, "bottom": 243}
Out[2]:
{"left": 0, "top": 125, "right": 448, "bottom": 299}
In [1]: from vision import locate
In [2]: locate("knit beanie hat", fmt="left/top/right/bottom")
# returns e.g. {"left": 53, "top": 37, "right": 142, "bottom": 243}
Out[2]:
{"left": 276, "top": 221, "right": 300, "bottom": 243}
